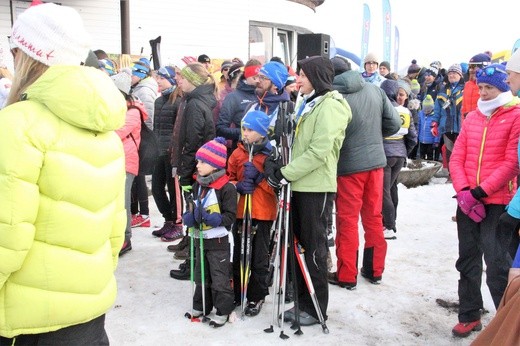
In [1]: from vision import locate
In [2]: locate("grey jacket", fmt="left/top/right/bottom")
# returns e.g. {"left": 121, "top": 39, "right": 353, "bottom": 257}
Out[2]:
{"left": 131, "top": 77, "right": 158, "bottom": 129}
{"left": 333, "top": 70, "right": 400, "bottom": 175}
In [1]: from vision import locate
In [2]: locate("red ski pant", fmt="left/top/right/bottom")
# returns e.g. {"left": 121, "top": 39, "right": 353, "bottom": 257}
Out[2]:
{"left": 335, "top": 169, "right": 387, "bottom": 283}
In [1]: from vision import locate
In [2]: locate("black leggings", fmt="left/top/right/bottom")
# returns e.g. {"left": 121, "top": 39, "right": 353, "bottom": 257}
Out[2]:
{"left": 130, "top": 174, "right": 149, "bottom": 215}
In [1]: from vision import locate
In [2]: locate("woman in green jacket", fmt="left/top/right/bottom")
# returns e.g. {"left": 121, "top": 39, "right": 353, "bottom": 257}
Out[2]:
{"left": 0, "top": 3, "right": 127, "bottom": 345}
{"left": 267, "top": 56, "right": 352, "bottom": 326}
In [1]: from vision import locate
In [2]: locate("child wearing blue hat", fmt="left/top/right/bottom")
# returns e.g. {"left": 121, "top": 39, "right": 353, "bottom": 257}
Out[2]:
{"left": 227, "top": 110, "right": 278, "bottom": 316}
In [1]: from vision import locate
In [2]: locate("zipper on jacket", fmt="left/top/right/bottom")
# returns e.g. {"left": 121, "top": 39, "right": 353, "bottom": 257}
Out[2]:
{"left": 476, "top": 122, "right": 489, "bottom": 186}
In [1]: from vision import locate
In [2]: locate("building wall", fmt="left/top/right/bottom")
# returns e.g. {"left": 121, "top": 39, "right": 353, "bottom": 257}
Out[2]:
{"left": 0, "top": 0, "right": 318, "bottom": 70}
{"left": 128, "top": 0, "right": 316, "bottom": 64}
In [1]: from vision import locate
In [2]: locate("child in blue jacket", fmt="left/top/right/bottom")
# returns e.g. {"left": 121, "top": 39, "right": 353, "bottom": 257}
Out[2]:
{"left": 417, "top": 95, "right": 440, "bottom": 160}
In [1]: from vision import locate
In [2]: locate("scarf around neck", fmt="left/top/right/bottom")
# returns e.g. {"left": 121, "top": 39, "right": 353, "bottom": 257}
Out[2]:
{"left": 477, "top": 91, "right": 513, "bottom": 116}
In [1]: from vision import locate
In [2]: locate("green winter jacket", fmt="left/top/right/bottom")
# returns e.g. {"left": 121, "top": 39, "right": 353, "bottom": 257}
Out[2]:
{"left": 281, "top": 90, "right": 351, "bottom": 192}
{"left": 0, "top": 66, "right": 127, "bottom": 338}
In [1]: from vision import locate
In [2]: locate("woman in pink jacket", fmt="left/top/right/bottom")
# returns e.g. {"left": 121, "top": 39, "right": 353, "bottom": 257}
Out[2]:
{"left": 449, "top": 64, "right": 520, "bottom": 338}
{"left": 112, "top": 69, "right": 143, "bottom": 255}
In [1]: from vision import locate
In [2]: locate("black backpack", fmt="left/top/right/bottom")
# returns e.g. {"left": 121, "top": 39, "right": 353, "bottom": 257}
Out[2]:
{"left": 128, "top": 106, "right": 159, "bottom": 175}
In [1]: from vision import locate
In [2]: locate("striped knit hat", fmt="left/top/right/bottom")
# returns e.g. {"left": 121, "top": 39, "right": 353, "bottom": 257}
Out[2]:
{"left": 196, "top": 137, "right": 227, "bottom": 170}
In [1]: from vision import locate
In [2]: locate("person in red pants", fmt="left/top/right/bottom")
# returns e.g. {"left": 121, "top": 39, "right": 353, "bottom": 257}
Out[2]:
{"left": 328, "top": 57, "right": 401, "bottom": 289}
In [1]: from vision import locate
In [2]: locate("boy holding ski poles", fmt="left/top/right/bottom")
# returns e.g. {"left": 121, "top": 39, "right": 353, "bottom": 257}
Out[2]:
{"left": 227, "top": 110, "right": 278, "bottom": 316}
{"left": 182, "top": 137, "right": 236, "bottom": 327}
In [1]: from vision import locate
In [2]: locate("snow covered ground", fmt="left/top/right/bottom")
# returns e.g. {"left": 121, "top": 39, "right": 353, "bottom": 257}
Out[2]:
{"left": 106, "top": 177, "right": 495, "bottom": 345}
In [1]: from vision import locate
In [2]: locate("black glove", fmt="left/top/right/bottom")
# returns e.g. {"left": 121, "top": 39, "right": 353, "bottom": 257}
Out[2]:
{"left": 470, "top": 186, "right": 488, "bottom": 200}
{"left": 267, "top": 168, "right": 287, "bottom": 190}
{"left": 264, "top": 148, "right": 283, "bottom": 177}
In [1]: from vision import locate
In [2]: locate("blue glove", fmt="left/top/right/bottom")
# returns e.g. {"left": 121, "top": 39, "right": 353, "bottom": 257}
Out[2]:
{"left": 236, "top": 178, "right": 255, "bottom": 195}
{"left": 243, "top": 162, "right": 263, "bottom": 185}
{"left": 182, "top": 211, "right": 196, "bottom": 228}
{"left": 193, "top": 206, "right": 207, "bottom": 224}
{"left": 203, "top": 212, "right": 222, "bottom": 228}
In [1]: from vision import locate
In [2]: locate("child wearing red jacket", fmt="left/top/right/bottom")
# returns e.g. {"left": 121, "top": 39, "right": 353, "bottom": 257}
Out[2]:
{"left": 227, "top": 110, "right": 278, "bottom": 316}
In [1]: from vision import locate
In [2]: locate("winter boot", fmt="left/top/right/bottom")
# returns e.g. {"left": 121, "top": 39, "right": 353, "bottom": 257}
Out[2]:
{"left": 360, "top": 267, "right": 381, "bottom": 285}
{"left": 167, "top": 234, "right": 189, "bottom": 252}
{"left": 160, "top": 224, "right": 184, "bottom": 242}
{"left": 298, "top": 311, "right": 319, "bottom": 326}
{"left": 383, "top": 227, "right": 396, "bottom": 240}
{"left": 327, "top": 271, "right": 356, "bottom": 290}
{"left": 152, "top": 221, "right": 174, "bottom": 237}
{"left": 170, "top": 266, "right": 190, "bottom": 280}
{"left": 178, "top": 258, "right": 189, "bottom": 271}
{"left": 244, "top": 300, "right": 264, "bottom": 317}
{"left": 174, "top": 246, "right": 189, "bottom": 260}
{"left": 452, "top": 320, "right": 482, "bottom": 337}
{"left": 209, "top": 314, "right": 228, "bottom": 328}
{"left": 119, "top": 239, "right": 132, "bottom": 256}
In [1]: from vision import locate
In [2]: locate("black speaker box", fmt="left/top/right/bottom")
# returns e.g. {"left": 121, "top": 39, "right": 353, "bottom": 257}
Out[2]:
{"left": 297, "top": 33, "right": 331, "bottom": 61}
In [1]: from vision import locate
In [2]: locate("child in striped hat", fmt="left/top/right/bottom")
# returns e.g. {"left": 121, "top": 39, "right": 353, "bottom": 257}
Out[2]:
{"left": 182, "top": 137, "right": 237, "bottom": 327}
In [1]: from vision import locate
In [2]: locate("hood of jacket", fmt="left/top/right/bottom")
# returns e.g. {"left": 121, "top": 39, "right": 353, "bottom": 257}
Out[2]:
{"left": 132, "top": 76, "right": 158, "bottom": 94}
{"left": 333, "top": 70, "right": 365, "bottom": 95}
{"left": 25, "top": 66, "right": 126, "bottom": 132}
{"left": 297, "top": 56, "right": 334, "bottom": 96}
{"left": 185, "top": 83, "right": 217, "bottom": 111}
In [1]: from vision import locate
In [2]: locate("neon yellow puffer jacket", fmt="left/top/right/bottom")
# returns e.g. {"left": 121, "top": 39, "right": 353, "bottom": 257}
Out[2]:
{"left": 0, "top": 66, "right": 127, "bottom": 338}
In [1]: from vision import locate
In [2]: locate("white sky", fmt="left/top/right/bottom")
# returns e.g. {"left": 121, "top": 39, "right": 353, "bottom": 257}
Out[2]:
{"left": 313, "top": 0, "right": 520, "bottom": 72}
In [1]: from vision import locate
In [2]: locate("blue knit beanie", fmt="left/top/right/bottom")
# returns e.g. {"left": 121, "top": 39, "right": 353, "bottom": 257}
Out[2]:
{"left": 476, "top": 63, "right": 510, "bottom": 92}
{"left": 259, "top": 61, "right": 288, "bottom": 90}
{"left": 241, "top": 110, "right": 270, "bottom": 137}
{"left": 469, "top": 53, "right": 491, "bottom": 65}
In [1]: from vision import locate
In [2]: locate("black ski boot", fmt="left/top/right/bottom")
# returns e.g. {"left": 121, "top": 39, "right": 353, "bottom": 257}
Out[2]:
{"left": 209, "top": 314, "right": 228, "bottom": 328}
{"left": 244, "top": 300, "right": 264, "bottom": 316}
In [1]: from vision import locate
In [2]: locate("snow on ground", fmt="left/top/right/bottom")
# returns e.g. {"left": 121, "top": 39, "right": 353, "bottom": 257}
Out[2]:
{"left": 106, "top": 178, "right": 495, "bottom": 345}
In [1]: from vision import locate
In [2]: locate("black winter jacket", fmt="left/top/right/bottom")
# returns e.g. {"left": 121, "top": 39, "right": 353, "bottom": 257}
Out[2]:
{"left": 153, "top": 89, "right": 180, "bottom": 154}
{"left": 216, "top": 79, "right": 257, "bottom": 145}
{"left": 174, "top": 83, "right": 217, "bottom": 186}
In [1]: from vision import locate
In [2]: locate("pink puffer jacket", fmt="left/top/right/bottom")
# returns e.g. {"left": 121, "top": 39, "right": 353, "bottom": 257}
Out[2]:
{"left": 450, "top": 100, "right": 520, "bottom": 205}
{"left": 115, "top": 104, "right": 143, "bottom": 175}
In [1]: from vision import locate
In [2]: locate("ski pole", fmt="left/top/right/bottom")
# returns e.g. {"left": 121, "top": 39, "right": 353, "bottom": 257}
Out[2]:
{"left": 293, "top": 237, "right": 329, "bottom": 334}
{"left": 199, "top": 199, "right": 210, "bottom": 323}
{"left": 264, "top": 186, "right": 284, "bottom": 334}
{"left": 183, "top": 196, "right": 200, "bottom": 322}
